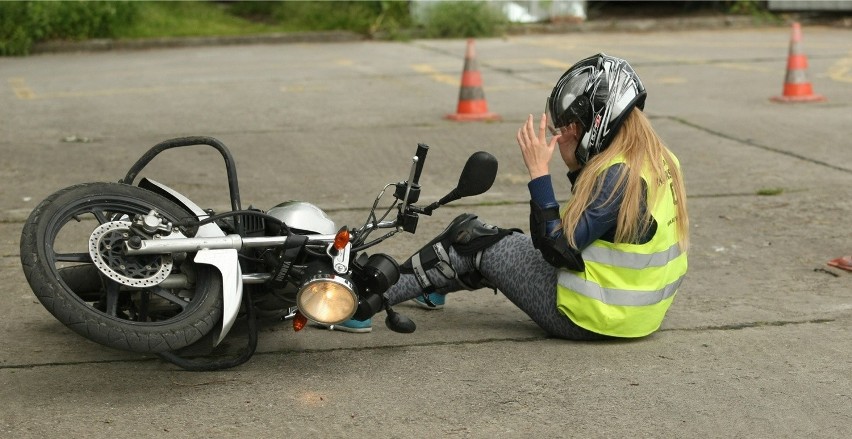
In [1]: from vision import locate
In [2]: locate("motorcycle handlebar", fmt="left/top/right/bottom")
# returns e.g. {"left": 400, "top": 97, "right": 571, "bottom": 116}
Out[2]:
{"left": 412, "top": 143, "right": 429, "bottom": 185}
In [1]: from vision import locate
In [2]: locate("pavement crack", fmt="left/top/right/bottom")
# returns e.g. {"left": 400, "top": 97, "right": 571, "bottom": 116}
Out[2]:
{"left": 0, "top": 319, "right": 839, "bottom": 370}
{"left": 0, "top": 336, "right": 544, "bottom": 370}
{"left": 666, "top": 318, "right": 835, "bottom": 332}
{"left": 0, "top": 357, "right": 161, "bottom": 370}
{"left": 257, "top": 335, "right": 545, "bottom": 357}
{"left": 659, "top": 115, "right": 852, "bottom": 175}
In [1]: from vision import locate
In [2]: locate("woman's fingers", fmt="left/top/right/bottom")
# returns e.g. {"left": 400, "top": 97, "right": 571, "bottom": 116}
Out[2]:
{"left": 517, "top": 114, "right": 533, "bottom": 147}
{"left": 538, "top": 112, "right": 548, "bottom": 139}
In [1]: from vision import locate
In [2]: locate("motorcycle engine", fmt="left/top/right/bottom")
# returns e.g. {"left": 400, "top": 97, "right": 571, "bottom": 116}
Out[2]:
{"left": 265, "top": 201, "right": 336, "bottom": 235}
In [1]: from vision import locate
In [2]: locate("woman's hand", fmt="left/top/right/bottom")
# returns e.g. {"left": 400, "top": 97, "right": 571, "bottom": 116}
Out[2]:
{"left": 558, "top": 123, "right": 583, "bottom": 173}
{"left": 517, "top": 113, "right": 560, "bottom": 180}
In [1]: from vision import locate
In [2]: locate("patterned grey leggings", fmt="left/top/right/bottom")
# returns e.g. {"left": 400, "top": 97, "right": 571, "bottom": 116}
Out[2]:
{"left": 384, "top": 232, "right": 608, "bottom": 341}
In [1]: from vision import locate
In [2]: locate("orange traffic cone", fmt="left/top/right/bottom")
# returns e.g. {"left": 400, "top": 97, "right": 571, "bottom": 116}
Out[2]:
{"left": 771, "top": 22, "right": 825, "bottom": 103}
{"left": 446, "top": 39, "right": 501, "bottom": 121}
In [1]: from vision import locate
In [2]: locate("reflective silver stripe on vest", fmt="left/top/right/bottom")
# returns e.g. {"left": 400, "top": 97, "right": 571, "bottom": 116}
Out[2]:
{"left": 558, "top": 272, "right": 683, "bottom": 306}
{"left": 581, "top": 242, "right": 682, "bottom": 269}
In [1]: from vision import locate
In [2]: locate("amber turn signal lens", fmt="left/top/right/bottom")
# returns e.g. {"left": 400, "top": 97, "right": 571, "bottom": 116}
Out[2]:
{"left": 293, "top": 311, "right": 308, "bottom": 332}
{"left": 333, "top": 227, "right": 350, "bottom": 251}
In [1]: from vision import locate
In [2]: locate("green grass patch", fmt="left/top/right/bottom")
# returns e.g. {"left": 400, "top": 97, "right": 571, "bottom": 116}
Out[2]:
{"left": 228, "top": 1, "right": 412, "bottom": 37}
{"left": 1, "top": 0, "right": 137, "bottom": 55}
{"left": 1, "top": 1, "right": 496, "bottom": 55}
{"left": 113, "top": 1, "right": 287, "bottom": 39}
{"left": 108, "top": 1, "right": 413, "bottom": 39}
{"left": 756, "top": 188, "right": 784, "bottom": 196}
{"left": 420, "top": 1, "right": 508, "bottom": 38}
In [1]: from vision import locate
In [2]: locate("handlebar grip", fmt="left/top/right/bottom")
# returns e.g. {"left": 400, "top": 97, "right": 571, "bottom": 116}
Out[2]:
{"left": 412, "top": 143, "right": 429, "bottom": 184}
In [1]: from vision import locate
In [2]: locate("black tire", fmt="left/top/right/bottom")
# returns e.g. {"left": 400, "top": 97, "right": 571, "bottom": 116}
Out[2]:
{"left": 20, "top": 182, "right": 223, "bottom": 353}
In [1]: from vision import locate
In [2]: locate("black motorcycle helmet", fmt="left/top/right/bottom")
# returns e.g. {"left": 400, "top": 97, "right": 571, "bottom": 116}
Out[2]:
{"left": 546, "top": 53, "right": 647, "bottom": 166}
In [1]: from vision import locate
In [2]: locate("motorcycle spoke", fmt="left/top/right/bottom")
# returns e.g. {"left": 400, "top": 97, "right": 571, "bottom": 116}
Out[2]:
{"left": 152, "top": 287, "right": 188, "bottom": 311}
{"left": 137, "top": 292, "right": 150, "bottom": 321}
{"left": 54, "top": 252, "right": 92, "bottom": 263}
{"left": 91, "top": 209, "right": 109, "bottom": 224}
{"left": 104, "top": 281, "right": 121, "bottom": 316}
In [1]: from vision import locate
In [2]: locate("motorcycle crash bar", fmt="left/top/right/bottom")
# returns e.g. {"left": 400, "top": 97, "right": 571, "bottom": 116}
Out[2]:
{"left": 123, "top": 234, "right": 336, "bottom": 255}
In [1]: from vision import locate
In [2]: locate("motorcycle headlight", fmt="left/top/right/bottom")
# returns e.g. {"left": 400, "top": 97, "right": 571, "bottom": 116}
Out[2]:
{"left": 296, "top": 274, "right": 357, "bottom": 325}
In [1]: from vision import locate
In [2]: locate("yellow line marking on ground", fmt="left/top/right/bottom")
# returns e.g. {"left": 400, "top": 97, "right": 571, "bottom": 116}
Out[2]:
{"left": 715, "top": 62, "right": 771, "bottom": 72}
{"left": 538, "top": 58, "right": 571, "bottom": 69}
{"left": 410, "top": 64, "right": 544, "bottom": 91}
{"left": 8, "top": 77, "right": 36, "bottom": 100}
{"left": 827, "top": 52, "right": 852, "bottom": 83}
{"left": 36, "top": 84, "right": 212, "bottom": 99}
{"left": 411, "top": 64, "right": 458, "bottom": 86}
{"left": 7, "top": 82, "right": 219, "bottom": 100}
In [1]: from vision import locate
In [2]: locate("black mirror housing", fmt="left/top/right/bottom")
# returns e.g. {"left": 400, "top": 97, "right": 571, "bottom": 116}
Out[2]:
{"left": 456, "top": 151, "right": 497, "bottom": 198}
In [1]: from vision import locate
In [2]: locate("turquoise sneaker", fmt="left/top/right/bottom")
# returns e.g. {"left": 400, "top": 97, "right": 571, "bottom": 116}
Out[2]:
{"left": 328, "top": 317, "right": 372, "bottom": 333}
{"left": 411, "top": 292, "right": 446, "bottom": 310}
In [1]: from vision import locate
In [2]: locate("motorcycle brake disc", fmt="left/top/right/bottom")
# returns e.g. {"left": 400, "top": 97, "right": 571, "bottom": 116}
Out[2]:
{"left": 88, "top": 221, "right": 173, "bottom": 287}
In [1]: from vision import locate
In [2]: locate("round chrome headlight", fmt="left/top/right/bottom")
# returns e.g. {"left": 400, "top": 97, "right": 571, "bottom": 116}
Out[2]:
{"left": 296, "top": 274, "right": 357, "bottom": 325}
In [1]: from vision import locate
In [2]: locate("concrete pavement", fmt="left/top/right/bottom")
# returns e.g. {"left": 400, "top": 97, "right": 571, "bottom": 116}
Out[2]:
{"left": 1, "top": 26, "right": 851, "bottom": 437}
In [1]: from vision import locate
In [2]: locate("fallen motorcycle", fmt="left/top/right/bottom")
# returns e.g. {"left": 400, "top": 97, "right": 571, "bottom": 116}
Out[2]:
{"left": 20, "top": 136, "right": 497, "bottom": 370}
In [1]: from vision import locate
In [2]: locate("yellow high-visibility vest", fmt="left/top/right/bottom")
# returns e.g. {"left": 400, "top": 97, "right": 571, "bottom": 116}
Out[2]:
{"left": 556, "top": 155, "right": 687, "bottom": 337}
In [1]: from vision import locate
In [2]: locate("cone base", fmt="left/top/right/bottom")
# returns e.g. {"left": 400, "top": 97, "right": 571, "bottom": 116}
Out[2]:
{"left": 770, "top": 94, "right": 826, "bottom": 103}
{"left": 445, "top": 112, "right": 502, "bottom": 122}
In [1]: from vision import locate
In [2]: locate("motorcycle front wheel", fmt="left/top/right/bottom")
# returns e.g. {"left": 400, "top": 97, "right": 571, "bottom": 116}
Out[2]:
{"left": 20, "top": 182, "right": 223, "bottom": 354}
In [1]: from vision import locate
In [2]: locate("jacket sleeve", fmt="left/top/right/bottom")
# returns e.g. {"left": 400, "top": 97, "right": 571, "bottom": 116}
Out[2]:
{"left": 528, "top": 166, "right": 631, "bottom": 271}
{"left": 528, "top": 175, "right": 585, "bottom": 271}
{"left": 529, "top": 199, "right": 585, "bottom": 271}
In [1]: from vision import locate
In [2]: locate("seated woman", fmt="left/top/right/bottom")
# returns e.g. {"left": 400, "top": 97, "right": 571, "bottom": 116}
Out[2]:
{"left": 331, "top": 53, "right": 689, "bottom": 339}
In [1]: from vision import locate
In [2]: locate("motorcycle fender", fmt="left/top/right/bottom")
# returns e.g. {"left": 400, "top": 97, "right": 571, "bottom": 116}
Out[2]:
{"left": 194, "top": 249, "right": 242, "bottom": 345}
{"left": 138, "top": 178, "right": 242, "bottom": 346}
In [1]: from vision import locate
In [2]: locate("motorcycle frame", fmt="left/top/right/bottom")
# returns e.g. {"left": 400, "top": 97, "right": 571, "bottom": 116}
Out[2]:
{"left": 116, "top": 136, "right": 407, "bottom": 345}
{"left": 119, "top": 136, "right": 263, "bottom": 344}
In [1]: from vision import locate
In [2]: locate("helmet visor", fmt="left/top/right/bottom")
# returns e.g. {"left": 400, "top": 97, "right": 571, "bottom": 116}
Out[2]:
{"left": 545, "top": 97, "right": 558, "bottom": 136}
{"left": 547, "top": 66, "right": 594, "bottom": 130}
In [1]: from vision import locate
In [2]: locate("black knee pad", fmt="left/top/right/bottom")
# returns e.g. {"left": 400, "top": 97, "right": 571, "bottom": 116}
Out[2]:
{"left": 401, "top": 213, "right": 520, "bottom": 290}
{"left": 452, "top": 217, "right": 519, "bottom": 257}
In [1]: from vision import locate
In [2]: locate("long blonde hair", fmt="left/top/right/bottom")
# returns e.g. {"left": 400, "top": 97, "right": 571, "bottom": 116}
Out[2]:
{"left": 562, "top": 109, "right": 689, "bottom": 251}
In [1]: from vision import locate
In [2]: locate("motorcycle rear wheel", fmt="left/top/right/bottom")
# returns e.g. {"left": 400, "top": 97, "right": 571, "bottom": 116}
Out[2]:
{"left": 20, "top": 182, "right": 223, "bottom": 353}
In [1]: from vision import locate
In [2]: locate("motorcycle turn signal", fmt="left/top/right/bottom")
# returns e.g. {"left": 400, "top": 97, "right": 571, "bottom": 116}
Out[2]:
{"left": 329, "top": 226, "right": 350, "bottom": 257}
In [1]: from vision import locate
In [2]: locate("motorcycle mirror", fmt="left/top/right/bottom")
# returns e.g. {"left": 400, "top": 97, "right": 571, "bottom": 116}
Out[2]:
{"left": 456, "top": 151, "right": 497, "bottom": 198}
{"left": 417, "top": 151, "right": 498, "bottom": 215}
{"left": 436, "top": 151, "right": 497, "bottom": 207}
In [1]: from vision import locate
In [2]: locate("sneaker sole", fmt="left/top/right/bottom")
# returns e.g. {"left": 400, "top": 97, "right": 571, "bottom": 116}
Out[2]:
{"left": 410, "top": 299, "right": 444, "bottom": 310}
